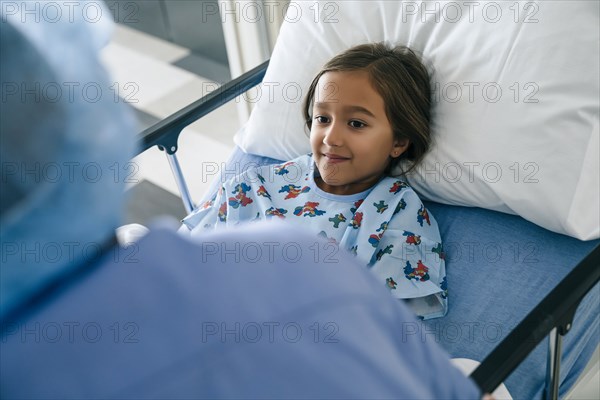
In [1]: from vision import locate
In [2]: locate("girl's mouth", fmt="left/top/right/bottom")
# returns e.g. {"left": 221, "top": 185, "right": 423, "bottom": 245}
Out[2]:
{"left": 324, "top": 153, "right": 350, "bottom": 163}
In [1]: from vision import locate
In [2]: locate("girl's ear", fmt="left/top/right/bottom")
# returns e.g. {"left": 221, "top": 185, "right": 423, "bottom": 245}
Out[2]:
{"left": 390, "top": 138, "right": 410, "bottom": 158}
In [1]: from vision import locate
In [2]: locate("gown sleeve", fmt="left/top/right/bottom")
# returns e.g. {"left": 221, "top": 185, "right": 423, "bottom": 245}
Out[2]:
{"left": 367, "top": 187, "right": 447, "bottom": 320}
{"left": 181, "top": 169, "right": 266, "bottom": 233}
{"left": 180, "top": 184, "right": 227, "bottom": 232}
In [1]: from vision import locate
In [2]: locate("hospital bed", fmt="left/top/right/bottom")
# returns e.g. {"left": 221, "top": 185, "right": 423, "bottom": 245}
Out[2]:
{"left": 137, "top": 2, "right": 599, "bottom": 399}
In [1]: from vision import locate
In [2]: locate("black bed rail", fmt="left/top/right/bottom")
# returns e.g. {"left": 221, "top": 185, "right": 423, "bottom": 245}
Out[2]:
{"left": 137, "top": 59, "right": 269, "bottom": 155}
{"left": 471, "top": 243, "right": 600, "bottom": 399}
{"left": 135, "top": 59, "right": 600, "bottom": 399}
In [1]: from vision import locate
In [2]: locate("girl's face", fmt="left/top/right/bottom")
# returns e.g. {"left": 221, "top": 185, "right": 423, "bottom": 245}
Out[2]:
{"left": 310, "top": 70, "right": 409, "bottom": 195}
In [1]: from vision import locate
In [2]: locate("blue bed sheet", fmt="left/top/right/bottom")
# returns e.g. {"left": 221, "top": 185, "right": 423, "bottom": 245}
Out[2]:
{"left": 210, "top": 147, "right": 599, "bottom": 399}
{"left": 423, "top": 201, "right": 599, "bottom": 399}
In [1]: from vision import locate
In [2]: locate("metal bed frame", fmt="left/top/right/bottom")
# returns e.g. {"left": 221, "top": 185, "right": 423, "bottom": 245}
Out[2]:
{"left": 137, "top": 59, "right": 600, "bottom": 399}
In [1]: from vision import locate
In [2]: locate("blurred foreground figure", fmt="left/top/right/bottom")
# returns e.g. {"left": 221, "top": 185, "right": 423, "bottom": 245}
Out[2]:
{"left": 0, "top": 8, "right": 481, "bottom": 400}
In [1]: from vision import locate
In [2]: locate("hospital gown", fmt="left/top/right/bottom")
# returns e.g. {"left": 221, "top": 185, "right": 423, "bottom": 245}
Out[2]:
{"left": 183, "top": 154, "right": 447, "bottom": 320}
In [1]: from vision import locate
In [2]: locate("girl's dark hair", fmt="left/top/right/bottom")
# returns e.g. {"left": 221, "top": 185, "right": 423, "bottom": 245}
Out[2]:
{"left": 302, "top": 42, "right": 432, "bottom": 176}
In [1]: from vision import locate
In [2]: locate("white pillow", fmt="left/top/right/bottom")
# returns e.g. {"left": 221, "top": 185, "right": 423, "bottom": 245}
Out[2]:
{"left": 234, "top": 1, "right": 599, "bottom": 240}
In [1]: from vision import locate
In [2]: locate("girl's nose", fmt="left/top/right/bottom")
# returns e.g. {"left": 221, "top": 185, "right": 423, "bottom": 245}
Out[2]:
{"left": 323, "top": 123, "right": 343, "bottom": 147}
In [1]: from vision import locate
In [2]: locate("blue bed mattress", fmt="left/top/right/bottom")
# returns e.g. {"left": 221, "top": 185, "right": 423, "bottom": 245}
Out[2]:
{"left": 211, "top": 146, "right": 599, "bottom": 399}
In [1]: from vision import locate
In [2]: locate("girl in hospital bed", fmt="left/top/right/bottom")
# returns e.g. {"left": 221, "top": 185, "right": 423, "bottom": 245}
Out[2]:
{"left": 182, "top": 43, "right": 446, "bottom": 320}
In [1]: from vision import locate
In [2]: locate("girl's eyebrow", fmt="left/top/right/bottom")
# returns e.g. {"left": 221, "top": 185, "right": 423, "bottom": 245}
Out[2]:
{"left": 314, "top": 102, "right": 376, "bottom": 118}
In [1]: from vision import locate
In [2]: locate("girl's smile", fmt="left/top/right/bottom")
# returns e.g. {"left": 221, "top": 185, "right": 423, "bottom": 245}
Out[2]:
{"left": 323, "top": 152, "right": 351, "bottom": 163}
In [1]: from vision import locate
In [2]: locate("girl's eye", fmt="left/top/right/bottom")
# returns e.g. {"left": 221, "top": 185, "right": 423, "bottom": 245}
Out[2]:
{"left": 349, "top": 120, "right": 366, "bottom": 129}
{"left": 315, "top": 116, "right": 329, "bottom": 124}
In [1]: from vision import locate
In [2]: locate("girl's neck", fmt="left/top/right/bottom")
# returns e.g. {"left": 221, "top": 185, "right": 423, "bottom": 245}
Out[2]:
{"left": 312, "top": 166, "right": 385, "bottom": 197}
